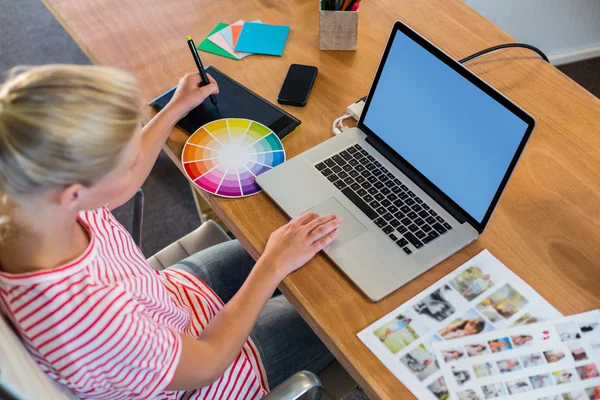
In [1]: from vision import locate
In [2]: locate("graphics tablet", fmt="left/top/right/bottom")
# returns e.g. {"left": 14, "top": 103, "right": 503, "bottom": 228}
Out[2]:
{"left": 149, "top": 66, "right": 301, "bottom": 140}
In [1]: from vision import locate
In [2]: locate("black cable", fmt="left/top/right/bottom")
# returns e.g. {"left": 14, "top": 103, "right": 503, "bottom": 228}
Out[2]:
{"left": 357, "top": 42, "right": 549, "bottom": 103}
{"left": 458, "top": 43, "right": 549, "bottom": 64}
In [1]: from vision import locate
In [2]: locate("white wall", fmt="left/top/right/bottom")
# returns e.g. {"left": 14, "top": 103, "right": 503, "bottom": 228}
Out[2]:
{"left": 463, "top": 0, "right": 600, "bottom": 65}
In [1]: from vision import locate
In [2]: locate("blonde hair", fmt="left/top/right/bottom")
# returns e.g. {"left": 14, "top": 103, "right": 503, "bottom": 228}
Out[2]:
{"left": 0, "top": 64, "right": 143, "bottom": 239}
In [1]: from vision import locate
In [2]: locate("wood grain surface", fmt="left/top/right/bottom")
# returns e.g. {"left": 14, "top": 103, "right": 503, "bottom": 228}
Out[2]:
{"left": 41, "top": 0, "right": 600, "bottom": 398}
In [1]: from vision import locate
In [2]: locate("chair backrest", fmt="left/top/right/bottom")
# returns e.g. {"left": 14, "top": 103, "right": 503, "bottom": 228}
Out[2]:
{"left": 0, "top": 314, "right": 77, "bottom": 400}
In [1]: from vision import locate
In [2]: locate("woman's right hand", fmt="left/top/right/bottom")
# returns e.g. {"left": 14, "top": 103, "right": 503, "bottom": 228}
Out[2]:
{"left": 166, "top": 73, "right": 219, "bottom": 119}
{"left": 259, "top": 213, "right": 343, "bottom": 280}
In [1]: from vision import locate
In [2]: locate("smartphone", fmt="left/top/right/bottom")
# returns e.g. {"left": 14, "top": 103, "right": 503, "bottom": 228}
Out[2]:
{"left": 277, "top": 64, "right": 318, "bottom": 107}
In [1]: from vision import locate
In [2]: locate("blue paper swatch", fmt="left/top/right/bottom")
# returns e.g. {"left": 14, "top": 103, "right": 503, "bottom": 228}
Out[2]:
{"left": 221, "top": 26, "right": 235, "bottom": 49}
{"left": 235, "top": 22, "right": 290, "bottom": 56}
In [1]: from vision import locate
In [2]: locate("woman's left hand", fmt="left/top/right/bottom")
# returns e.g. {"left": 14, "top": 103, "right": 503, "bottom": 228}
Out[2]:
{"left": 167, "top": 72, "right": 219, "bottom": 118}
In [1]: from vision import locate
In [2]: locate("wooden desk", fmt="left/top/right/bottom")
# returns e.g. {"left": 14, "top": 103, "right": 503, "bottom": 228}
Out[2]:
{"left": 42, "top": 0, "right": 600, "bottom": 398}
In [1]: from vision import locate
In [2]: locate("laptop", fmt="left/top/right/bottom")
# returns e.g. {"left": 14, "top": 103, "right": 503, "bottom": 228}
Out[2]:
{"left": 256, "top": 21, "right": 535, "bottom": 301}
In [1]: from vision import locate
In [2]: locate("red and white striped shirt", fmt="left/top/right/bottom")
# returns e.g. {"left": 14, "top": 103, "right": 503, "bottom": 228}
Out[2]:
{"left": 0, "top": 207, "right": 268, "bottom": 399}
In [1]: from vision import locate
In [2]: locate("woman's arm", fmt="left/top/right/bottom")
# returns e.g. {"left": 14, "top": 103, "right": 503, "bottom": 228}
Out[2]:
{"left": 108, "top": 73, "right": 218, "bottom": 210}
{"left": 165, "top": 213, "right": 343, "bottom": 390}
{"left": 168, "top": 260, "right": 280, "bottom": 389}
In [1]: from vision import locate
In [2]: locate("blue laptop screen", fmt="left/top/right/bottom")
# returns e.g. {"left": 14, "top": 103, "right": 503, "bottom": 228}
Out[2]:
{"left": 362, "top": 31, "right": 529, "bottom": 223}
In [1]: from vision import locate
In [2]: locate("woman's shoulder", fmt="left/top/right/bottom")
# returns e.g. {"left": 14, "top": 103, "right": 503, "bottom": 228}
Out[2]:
{"left": 78, "top": 206, "right": 132, "bottom": 243}
{"left": 78, "top": 206, "right": 112, "bottom": 225}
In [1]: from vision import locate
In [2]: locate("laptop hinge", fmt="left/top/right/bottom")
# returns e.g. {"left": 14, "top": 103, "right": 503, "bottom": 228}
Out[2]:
{"left": 365, "top": 135, "right": 470, "bottom": 226}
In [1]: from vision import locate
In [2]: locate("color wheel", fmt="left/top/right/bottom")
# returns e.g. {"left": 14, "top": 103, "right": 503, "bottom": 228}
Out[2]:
{"left": 182, "top": 118, "right": 285, "bottom": 198}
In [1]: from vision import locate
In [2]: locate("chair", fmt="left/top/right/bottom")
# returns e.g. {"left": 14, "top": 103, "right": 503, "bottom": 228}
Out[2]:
{"left": 0, "top": 190, "right": 357, "bottom": 400}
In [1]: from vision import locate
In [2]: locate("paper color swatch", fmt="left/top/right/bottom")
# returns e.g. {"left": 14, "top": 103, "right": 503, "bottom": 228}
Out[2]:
{"left": 221, "top": 19, "right": 245, "bottom": 49}
{"left": 197, "top": 23, "right": 238, "bottom": 60}
{"left": 235, "top": 22, "right": 290, "bottom": 56}
{"left": 222, "top": 19, "right": 263, "bottom": 49}
{"left": 231, "top": 22, "right": 244, "bottom": 47}
{"left": 208, "top": 27, "right": 251, "bottom": 59}
{"left": 182, "top": 118, "right": 285, "bottom": 198}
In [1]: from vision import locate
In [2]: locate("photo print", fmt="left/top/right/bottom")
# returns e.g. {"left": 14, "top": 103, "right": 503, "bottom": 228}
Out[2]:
{"left": 556, "top": 321, "right": 582, "bottom": 342}
{"left": 544, "top": 349, "right": 566, "bottom": 363}
{"left": 457, "top": 389, "right": 481, "bottom": 400}
{"left": 576, "top": 363, "right": 599, "bottom": 380}
{"left": 511, "top": 334, "right": 533, "bottom": 347}
{"left": 529, "top": 373, "right": 553, "bottom": 389}
{"left": 399, "top": 344, "right": 439, "bottom": 381}
{"left": 452, "top": 366, "right": 472, "bottom": 386}
{"left": 428, "top": 376, "right": 450, "bottom": 400}
{"left": 481, "top": 382, "right": 507, "bottom": 399}
{"left": 506, "top": 378, "right": 531, "bottom": 394}
{"left": 497, "top": 357, "right": 522, "bottom": 373}
{"left": 510, "top": 313, "right": 542, "bottom": 327}
{"left": 488, "top": 337, "right": 512, "bottom": 353}
{"left": 568, "top": 342, "right": 588, "bottom": 361}
{"left": 449, "top": 266, "right": 494, "bottom": 301}
{"left": 579, "top": 320, "right": 599, "bottom": 335}
{"left": 552, "top": 369, "right": 574, "bottom": 385}
{"left": 586, "top": 385, "right": 600, "bottom": 400}
{"left": 562, "top": 392, "right": 587, "bottom": 400}
{"left": 439, "top": 309, "right": 494, "bottom": 340}
{"left": 413, "top": 284, "right": 464, "bottom": 323}
{"left": 473, "top": 362, "right": 494, "bottom": 378}
{"left": 441, "top": 346, "right": 466, "bottom": 363}
{"left": 521, "top": 352, "right": 545, "bottom": 368}
{"left": 466, "top": 343, "right": 489, "bottom": 357}
{"left": 372, "top": 314, "right": 422, "bottom": 354}
{"left": 476, "top": 284, "right": 528, "bottom": 322}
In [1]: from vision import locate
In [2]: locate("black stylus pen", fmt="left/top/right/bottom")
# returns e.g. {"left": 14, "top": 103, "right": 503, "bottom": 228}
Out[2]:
{"left": 186, "top": 36, "right": 217, "bottom": 106}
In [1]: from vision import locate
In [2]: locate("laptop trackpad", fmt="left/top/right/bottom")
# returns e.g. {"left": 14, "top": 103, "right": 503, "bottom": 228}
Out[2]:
{"left": 304, "top": 197, "right": 367, "bottom": 248}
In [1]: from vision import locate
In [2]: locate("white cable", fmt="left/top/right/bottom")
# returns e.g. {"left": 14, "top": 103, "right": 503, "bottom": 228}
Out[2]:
{"left": 331, "top": 99, "right": 366, "bottom": 136}
{"left": 332, "top": 113, "right": 352, "bottom": 136}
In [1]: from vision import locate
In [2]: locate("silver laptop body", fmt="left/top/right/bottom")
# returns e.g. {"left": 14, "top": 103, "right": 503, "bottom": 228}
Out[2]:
{"left": 257, "top": 21, "right": 535, "bottom": 301}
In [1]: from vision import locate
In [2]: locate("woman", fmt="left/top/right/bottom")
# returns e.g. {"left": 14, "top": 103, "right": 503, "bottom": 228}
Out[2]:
{"left": 0, "top": 65, "right": 343, "bottom": 399}
{"left": 439, "top": 318, "right": 485, "bottom": 339}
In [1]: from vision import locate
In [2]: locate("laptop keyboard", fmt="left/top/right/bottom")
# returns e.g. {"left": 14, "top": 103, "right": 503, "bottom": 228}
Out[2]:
{"left": 314, "top": 144, "right": 453, "bottom": 254}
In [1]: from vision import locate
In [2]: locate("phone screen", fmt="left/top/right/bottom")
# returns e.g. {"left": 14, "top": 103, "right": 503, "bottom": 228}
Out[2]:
{"left": 278, "top": 64, "right": 318, "bottom": 107}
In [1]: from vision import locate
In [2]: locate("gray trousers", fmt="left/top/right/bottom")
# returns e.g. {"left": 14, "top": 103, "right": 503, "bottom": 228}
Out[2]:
{"left": 168, "top": 240, "right": 334, "bottom": 389}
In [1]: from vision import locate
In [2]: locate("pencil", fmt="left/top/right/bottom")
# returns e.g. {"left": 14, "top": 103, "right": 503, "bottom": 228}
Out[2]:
{"left": 346, "top": 0, "right": 358, "bottom": 11}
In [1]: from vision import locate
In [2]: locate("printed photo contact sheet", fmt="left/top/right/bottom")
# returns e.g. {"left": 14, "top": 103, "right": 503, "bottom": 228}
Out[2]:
{"left": 433, "top": 310, "right": 600, "bottom": 400}
{"left": 357, "top": 250, "right": 563, "bottom": 400}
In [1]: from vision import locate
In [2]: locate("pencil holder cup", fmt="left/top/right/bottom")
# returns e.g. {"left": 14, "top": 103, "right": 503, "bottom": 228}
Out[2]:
{"left": 319, "top": 10, "right": 358, "bottom": 51}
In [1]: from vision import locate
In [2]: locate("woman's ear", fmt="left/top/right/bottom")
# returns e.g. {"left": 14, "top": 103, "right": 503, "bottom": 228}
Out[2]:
{"left": 59, "top": 184, "right": 85, "bottom": 210}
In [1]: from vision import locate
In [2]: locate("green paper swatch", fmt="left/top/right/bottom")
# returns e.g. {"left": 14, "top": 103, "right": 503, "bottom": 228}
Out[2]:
{"left": 198, "top": 22, "right": 238, "bottom": 60}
